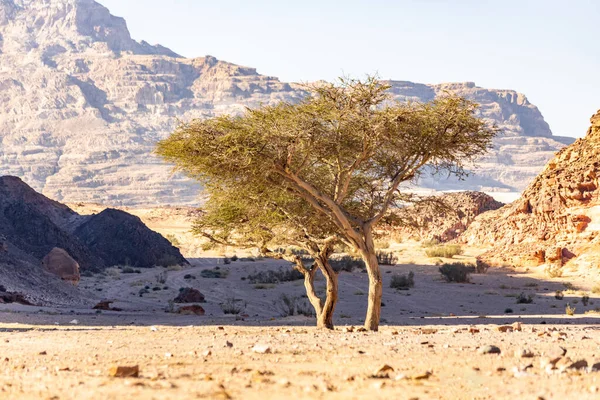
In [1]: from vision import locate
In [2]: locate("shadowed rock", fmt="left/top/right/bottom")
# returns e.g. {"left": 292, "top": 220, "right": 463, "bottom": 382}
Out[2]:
{"left": 174, "top": 287, "right": 205, "bottom": 303}
{"left": 0, "top": 176, "right": 105, "bottom": 271}
{"left": 74, "top": 208, "right": 188, "bottom": 268}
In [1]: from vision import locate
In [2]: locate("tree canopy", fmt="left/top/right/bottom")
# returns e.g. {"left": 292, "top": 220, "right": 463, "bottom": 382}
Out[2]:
{"left": 157, "top": 76, "right": 497, "bottom": 330}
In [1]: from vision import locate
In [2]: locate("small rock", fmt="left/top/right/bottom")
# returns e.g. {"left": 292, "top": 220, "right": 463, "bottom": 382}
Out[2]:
{"left": 150, "top": 326, "right": 158, "bottom": 332}
{"left": 252, "top": 344, "right": 272, "bottom": 354}
{"left": 515, "top": 349, "right": 534, "bottom": 358}
{"left": 109, "top": 365, "right": 139, "bottom": 378}
{"left": 372, "top": 364, "right": 394, "bottom": 379}
{"left": 468, "top": 327, "right": 480, "bottom": 334}
{"left": 69, "top": 319, "right": 78, "bottom": 325}
{"left": 565, "top": 359, "right": 588, "bottom": 370}
{"left": 511, "top": 322, "right": 522, "bottom": 331}
{"left": 225, "top": 341, "right": 233, "bottom": 348}
{"left": 202, "top": 350, "right": 212, "bottom": 357}
{"left": 478, "top": 345, "right": 501, "bottom": 355}
{"left": 497, "top": 325, "right": 513, "bottom": 333}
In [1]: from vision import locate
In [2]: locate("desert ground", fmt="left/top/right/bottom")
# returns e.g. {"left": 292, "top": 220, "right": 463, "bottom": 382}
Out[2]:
{"left": 2, "top": 238, "right": 600, "bottom": 399}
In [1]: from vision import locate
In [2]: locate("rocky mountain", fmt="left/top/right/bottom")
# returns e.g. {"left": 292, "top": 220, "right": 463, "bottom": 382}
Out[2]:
{"left": 0, "top": 0, "right": 575, "bottom": 205}
{"left": 463, "top": 110, "right": 600, "bottom": 276}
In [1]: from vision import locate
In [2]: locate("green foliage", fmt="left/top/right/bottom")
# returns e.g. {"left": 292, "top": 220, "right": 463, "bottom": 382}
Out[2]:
{"left": 156, "top": 76, "right": 495, "bottom": 258}
{"left": 329, "top": 255, "right": 365, "bottom": 273}
{"left": 201, "top": 267, "right": 229, "bottom": 279}
{"left": 390, "top": 271, "right": 415, "bottom": 290}
{"left": 246, "top": 267, "right": 304, "bottom": 284}
{"left": 439, "top": 262, "right": 474, "bottom": 283}
{"left": 425, "top": 244, "right": 464, "bottom": 258}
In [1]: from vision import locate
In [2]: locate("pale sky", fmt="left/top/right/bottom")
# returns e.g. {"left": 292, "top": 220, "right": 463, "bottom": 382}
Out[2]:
{"left": 101, "top": 0, "right": 599, "bottom": 138}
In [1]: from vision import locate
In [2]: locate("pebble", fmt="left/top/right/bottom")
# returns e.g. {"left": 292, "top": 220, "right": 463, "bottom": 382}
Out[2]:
{"left": 252, "top": 344, "right": 272, "bottom": 354}
{"left": 478, "top": 345, "right": 501, "bottom": 355}
{"left": 109, "top": 365, "right": 139, "bottom": 378}
{"left": 515, "top": 349, "right": 534, "bottom": 358}
{"left": 372, "top": 364, "right": 394, "bottom": 379}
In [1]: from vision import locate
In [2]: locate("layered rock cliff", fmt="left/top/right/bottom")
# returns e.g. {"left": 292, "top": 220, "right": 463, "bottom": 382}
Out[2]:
{"left": 0, "top": 0, "right": 574, "bottom": 205}
{"left": 463, "top": 110, "right": 600, "bottom": 273}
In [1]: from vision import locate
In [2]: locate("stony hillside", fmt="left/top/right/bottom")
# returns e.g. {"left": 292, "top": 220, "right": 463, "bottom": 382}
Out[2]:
{"left": 0, "top": 175, "right": 187, "bottom": 273}
{"left": 463, "top": 110, "right": 600, "bottom": 275}
{"left": 0, "top": 0, "right": 574, "bottom": 205}
{"left": 393, "top": 191, "right": 504, "bottom": 242}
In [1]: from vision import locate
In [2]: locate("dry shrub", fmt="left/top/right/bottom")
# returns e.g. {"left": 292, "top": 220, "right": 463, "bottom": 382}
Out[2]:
{"left": 425, "top": 245, "right": 464, "bottom": 258}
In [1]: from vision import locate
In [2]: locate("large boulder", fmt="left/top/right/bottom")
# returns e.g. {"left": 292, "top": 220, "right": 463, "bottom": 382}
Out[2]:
{"left": 73, "top": 208, "right": 188, "bottom": 268}
{"left": 174, "top": 288, "right": 205, "bottom": 303}
{"left": 42, "top": 248, "right": 80, "bottom": 284}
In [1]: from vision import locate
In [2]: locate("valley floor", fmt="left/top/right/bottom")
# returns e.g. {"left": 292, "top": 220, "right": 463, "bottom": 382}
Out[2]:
{"left": 2, "top": 245, "right": 600, "bottom": 399}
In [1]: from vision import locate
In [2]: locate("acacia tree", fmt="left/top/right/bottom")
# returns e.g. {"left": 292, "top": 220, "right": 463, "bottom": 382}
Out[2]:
{"left": 156, "top": 77, "right": 496, "bottom": 331}
{"left": 195, "top": 185, "right": 340, "bottom": 329}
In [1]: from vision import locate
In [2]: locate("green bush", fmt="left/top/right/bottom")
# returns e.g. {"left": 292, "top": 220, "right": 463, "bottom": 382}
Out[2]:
{"left": 246, "top": 267, "right": 303, "bottom": 284}
{"left": 201, "top": 267, "right": 229, "bottom": 279}
{"left": 330, "top": 256, "right": 365, "bottom": 273}
{"left": 390, "top": 271, "right": 415, "bottom": 289}
{"left": 425, "top": 245, "right": 464, "bottom": 258}
{"left": 439, "top": 262, "right": 474, "bottom": 283}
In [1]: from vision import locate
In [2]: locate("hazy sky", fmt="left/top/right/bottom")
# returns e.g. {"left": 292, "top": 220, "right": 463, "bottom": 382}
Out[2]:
{"left": 101, "top": 0, "right": 598, "bottom": 138}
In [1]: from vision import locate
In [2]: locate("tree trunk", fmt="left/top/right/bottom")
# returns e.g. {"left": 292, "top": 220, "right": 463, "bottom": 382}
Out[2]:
{"left": 314, "top": 256, "right": 338, "bottom": 330}
{"left": 291, "top": 257, "right": 322, "bottom": 317}
{"left": 361, "top": 230, "right": 382, "bottom": 331}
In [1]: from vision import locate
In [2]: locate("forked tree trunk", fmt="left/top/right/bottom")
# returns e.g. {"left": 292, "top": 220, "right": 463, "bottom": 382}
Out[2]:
{"left": 291, "top": 253, "right": 338, "bottom": 330}
{"left": 361, "top": 230, "right": 382, "bottom": 331}
{"left": 314, "top": 256, "right": 338, "bottom": 330}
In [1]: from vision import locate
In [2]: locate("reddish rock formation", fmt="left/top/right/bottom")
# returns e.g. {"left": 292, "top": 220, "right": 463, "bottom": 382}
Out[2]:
{"left": 173, "top": 287, "right": 205, "bottom": 303}
{"left": 393, "top": 191, "right": 504, "bottom": 242}
{"left": 41, "top": 248, "right": 80, "bottom": 284}
{"left": 463, "top": 110, "right": 600, "bottom": 271}
{"left": 177, "top": 305, "right": 206, "bottom": 316}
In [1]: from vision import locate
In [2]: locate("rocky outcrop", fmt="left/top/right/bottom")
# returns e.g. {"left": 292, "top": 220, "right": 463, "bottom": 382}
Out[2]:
{"left": 73, "top": 208, "right": 188, "bottom": 268}
{"left": 0, "top": 176, "right": 105, "bottom": 270}
{"left": 41, "top": 247, "right": 80, "bottom": 284}
{"left": 0, "top": 0, "right": 574, "bottom": 205}
{"left": 463, "top": 110, "right": 600, "bottom": 271}
{"left": 393, "top": 191, "right": 504, "bottom": 242}
{"left": 0, "top": 175, "right": 188, "bottom": 271}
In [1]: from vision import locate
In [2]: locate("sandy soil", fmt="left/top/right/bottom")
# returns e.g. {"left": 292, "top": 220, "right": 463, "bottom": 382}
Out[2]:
{"left": 2, "top": 243, "right": 600, "bottom": 399}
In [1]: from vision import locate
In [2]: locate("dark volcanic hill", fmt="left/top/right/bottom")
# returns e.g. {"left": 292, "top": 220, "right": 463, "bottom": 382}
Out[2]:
{"left": 0, "top": 175, "right": 187, "bottom": 272}
{"left": 0, "top": 0, "right": 575, "bottom": 205}
{"left": 74, "top": 208, "right": 187, "bottom": 268}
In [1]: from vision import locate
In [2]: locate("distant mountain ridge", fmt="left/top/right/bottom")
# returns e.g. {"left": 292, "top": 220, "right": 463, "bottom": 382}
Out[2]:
{"left": 0, "top": 0, "right": 575, "bottom": 205}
